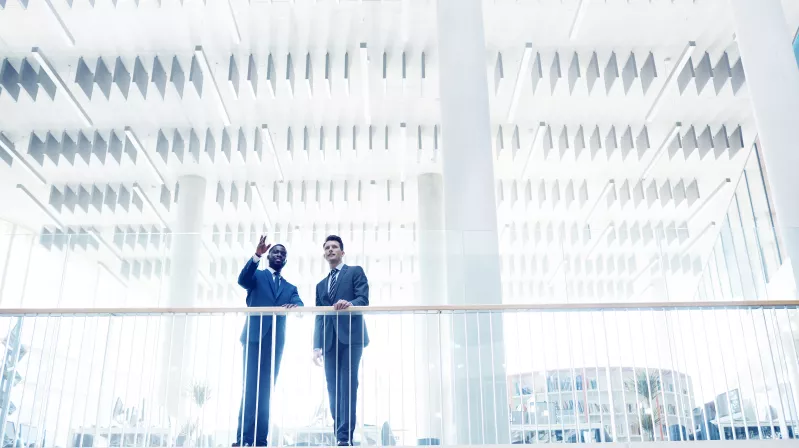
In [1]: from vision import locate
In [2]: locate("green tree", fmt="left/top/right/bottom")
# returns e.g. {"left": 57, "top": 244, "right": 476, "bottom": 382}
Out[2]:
{"left": 178, "top": 382, "right": 212, "bottom": 447}
{"left": 636, "top": 372, "right": 661, "bottom": 441}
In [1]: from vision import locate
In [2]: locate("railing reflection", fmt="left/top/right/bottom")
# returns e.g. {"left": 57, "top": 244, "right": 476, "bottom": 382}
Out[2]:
{"left": 0, "top": 303, "right": 796, "bottom": 446}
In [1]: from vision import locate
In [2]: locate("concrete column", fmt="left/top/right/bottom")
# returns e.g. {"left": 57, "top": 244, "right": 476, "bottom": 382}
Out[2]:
{"left": 729, "top": 0, "right": 799, "bottom": 296}
{"left": 415, "top": 173, "right": 447, "bottom": 444}
{"left": 436, "top": 0, "right": 510, "bottom": 444}
{"left": 161, "top": 175, "right": 207, "bottom": 419}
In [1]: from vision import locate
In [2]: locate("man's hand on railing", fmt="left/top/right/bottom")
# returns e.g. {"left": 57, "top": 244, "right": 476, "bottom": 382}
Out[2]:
{"left": 333, "top": 299, "right": 351, "bottom": 310}
{"left": 283, "top": 303, "right": 303, "bottom": 318}
{"left": 313, "top": 348, "right": 323, "bottom": 366}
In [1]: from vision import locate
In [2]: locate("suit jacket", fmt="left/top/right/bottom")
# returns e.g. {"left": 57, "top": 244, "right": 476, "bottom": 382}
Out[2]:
{"left": 238, "top": 257, "right": 304, "bottom": 344}
{"left": 313, "top": 264, "right": 370, "bottom": 351}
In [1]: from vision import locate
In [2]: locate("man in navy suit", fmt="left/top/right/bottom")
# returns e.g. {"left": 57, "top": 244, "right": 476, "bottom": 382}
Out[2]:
{"left": 313, "top": 235, "right": 369, "bottom": 446}
{"left": 235, "top": 236, "right": 304, "bottom": 447}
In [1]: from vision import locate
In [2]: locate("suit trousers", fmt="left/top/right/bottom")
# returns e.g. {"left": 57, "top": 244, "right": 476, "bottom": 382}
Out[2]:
{"left": 236, "top": 326, "right": 284, "bottom": 446}
{"left": 324, "top": 339, "right": 364, "bottom": 444}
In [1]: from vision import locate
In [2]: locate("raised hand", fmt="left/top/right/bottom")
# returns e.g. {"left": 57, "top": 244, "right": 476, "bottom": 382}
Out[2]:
{"left": 255, "top": 235, "right": 272, "bottom": 256}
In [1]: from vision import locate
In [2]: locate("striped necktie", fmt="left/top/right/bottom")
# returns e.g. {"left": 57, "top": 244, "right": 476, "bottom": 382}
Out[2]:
{"left": 329, "top": 269, "right": 339, "bottom": 297}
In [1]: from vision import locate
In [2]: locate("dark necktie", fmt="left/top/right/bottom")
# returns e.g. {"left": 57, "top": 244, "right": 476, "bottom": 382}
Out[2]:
{"left": 329, "top": 269, "right": 339, "bottom": 297}
{"left": 274, "top": 272, "right": 281, "bottom": 290}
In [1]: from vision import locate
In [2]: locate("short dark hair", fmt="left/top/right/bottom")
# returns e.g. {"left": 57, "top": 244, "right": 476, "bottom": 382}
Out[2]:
{"left": 269, "top": 244, "right": 286, "bottom": 254}
{"left": 324, "top": 235, "right": 344, "bottom": 251}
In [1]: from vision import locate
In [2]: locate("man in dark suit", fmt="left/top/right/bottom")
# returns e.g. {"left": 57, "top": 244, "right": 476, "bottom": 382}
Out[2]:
{"left": 313, "top": 235, "right": 370, "bottom": 446}
{"left": 235, "top": 236, "right": 303, "bottom": 447}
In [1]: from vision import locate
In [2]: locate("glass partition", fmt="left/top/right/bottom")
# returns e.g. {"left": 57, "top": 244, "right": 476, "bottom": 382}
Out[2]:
{"left": 0, "top": 305, "right": 796, "bottom": 447}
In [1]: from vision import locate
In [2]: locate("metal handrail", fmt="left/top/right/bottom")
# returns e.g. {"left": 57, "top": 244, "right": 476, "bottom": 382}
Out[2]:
{"left": 0, "top": 300, "right": 796, "bottom": 316}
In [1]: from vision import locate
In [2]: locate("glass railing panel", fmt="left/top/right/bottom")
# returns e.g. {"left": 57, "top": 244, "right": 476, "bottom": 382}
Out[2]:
{"left": 0, "top": 304, "right": 796, "bottom": 446}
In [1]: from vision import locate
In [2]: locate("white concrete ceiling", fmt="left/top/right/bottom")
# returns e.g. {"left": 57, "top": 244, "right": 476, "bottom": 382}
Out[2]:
{"left": 1, "top": 0, "right": 797, "bottom": 303}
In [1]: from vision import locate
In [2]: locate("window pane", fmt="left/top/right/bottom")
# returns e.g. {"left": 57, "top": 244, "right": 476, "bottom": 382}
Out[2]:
{"left": 794, "top": 27, "right": 799, "bottom": 68}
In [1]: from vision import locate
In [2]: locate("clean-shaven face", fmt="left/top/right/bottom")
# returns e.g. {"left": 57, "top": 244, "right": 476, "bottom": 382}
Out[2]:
{"left": 323, "top": 240, "right": 344, "bottom": 265}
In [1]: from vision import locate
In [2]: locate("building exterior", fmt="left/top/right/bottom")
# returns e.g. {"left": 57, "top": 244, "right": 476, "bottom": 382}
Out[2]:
{"left": 693, "top": 387, "right": 798, "bottom": 441}
{"left": 509, "top": 367, "right": 694, "bottom": 443}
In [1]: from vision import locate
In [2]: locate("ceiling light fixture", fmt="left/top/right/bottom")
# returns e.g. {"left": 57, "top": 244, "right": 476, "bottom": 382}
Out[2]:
{"left": 381, "top": 52, "right": 387, "bottom": 95}
{"left": 195, "top": 46, "right": 232, "bottom": 126}
{"left": 399, "top": 123, "right": 407, "bottom": 182}
{"left": 646, "top": 42, "right": 696, "bottom": 122}
{"left": 132, "top": 183, "right": 169, "bottom": 229}
{"left": 360, "top": 43, "right": 371, "bottom": 125}
{"left": 0, "top": 133, "right": 46, "bottom": 185}
{"left": 639, "top": 122, "right": 682, "bottom": 180}
{"left": 124, "top": 127, "right": 166, "bottom": 185}
{"left": 507, "top": 43, "right": 533, "bottom": 123}
{"left": 401, "top": 51, "right": 407, "bottom": 96}
{"left": 250, "top": 182, "right": 274, "bottom": 228}
{"left": 31, "top": 47, "right": 92, "bottom": 127}
{"left": 569, "top": 0, "right": 589, "bottom": 41}
{"left": 261, "top": 125, "right": 284, "bottom": 182}
{"left": 520, "top": 122, "right": 547, "bottom": 179}
{"left": 44, "top": 0, "right": 75, "bottom": 46}
{"left": 16, "top": 184, "right": 63, "bottom": 228}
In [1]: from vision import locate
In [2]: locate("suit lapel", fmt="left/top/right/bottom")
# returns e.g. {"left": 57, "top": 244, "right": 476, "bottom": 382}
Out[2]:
{"left": 275, "top": 279, "right": 287, "bottom": 302}
{"left": 321, "top": 270, "right": 337, "bottom": 304}
{"left": 320, "top": 279, "right": 330, "bottom": 305}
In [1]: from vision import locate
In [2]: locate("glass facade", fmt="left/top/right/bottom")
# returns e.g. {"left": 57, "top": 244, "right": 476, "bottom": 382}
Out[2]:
{"left": 794, "top": 27, "right": 799, "bottom": 68}
{"left": 694, "top": 143, "right": 783, "bottom": 301}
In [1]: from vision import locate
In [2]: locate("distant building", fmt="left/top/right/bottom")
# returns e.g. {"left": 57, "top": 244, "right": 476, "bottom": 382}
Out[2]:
{"left": 508, "top": 367, "right": 693, "bottom": 443}
{"left": 693, "top": 388, "right": 798, "bottom": 440}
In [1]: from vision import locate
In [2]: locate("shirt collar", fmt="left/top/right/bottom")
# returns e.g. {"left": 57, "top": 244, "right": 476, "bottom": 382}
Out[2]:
{"left": 266, "top": 266, "right": 279, "bottom": 276}
{"left": 331, "top": 262, "right": 345, "bottom": 272}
